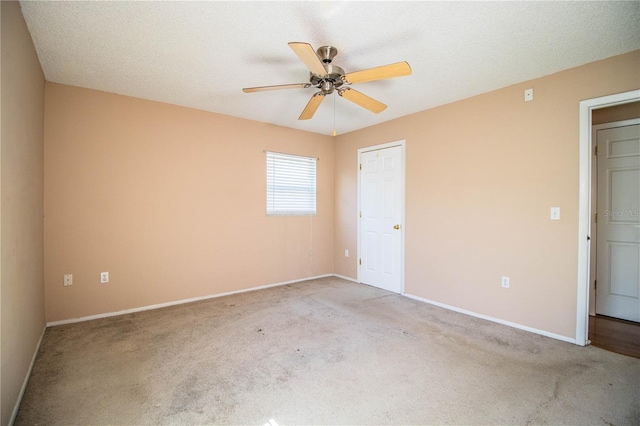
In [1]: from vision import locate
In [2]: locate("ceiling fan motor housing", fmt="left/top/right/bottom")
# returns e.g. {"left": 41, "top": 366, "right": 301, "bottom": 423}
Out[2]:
{"left": 310, "top": 46, "right": 344, "bottom": 94}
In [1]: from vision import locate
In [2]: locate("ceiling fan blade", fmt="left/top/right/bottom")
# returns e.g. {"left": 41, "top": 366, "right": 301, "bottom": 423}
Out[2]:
{"left": 343, "top": 61, "right": 412, "bottom": 85}
{"left": 288, "top": 42, "right": 327, "bottom": 76}
{"left": 299, "top": 93, "right": 325, "bottom": 120}
{"left": 243, "top": 83, "right": 311, "bottom": 93}
{"left": 338, "top": 88, "right": 387, "bottom": 114}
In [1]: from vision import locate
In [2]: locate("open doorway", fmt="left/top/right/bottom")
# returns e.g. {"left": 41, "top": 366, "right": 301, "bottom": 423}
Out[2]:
{"left": 577, "top": 90, "right": 640, "bottom": 347}
{"left": 588, "top": 104, "right": 640, "bottom": 358}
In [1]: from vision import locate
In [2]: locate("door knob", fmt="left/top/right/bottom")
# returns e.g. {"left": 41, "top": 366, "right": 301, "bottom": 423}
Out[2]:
{"left": 394, "top": 224, "right": 401, "bottom": 230}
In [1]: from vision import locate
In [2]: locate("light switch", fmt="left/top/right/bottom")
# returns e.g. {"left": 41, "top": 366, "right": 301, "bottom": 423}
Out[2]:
{"left": 550, "top": 207, "right": 560, "bottom": 220}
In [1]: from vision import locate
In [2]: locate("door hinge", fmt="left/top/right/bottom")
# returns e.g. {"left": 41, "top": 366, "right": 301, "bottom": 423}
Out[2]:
{"left": 359, "top": 258, "right": 362, "bottom": 266}
{"left": 594, "top": 279, "right": 597, "bottom": 290}
{"left": 359, "top": 211, "right": 362, "bottom": 218}
{"left": 595, "top": 145, "right": 598, "bottom": 156}
{"left": 595, "top": 212, "right": 598, "bottom": 223}
{"left": 359, "top": 163, "right": 362, "bottom": 170}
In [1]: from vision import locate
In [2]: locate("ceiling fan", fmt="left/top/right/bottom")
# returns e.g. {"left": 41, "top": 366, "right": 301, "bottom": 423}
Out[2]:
{"left": 243, "top": 42, "right": 412, "bottom": 120}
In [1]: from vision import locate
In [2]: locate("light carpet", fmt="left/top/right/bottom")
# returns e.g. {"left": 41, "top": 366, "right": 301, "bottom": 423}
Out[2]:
{"left": 15, "top": 277, "right": 640, "bottom": 425}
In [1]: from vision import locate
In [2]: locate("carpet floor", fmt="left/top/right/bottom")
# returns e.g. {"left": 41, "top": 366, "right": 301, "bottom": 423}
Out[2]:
{"left": 15, "top": 277, "right": 640, "bottom": 425}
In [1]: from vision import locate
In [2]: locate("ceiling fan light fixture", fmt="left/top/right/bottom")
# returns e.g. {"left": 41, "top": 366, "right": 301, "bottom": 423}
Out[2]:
{"left": 321, "top": 81, "right": 334, "bottom": 95}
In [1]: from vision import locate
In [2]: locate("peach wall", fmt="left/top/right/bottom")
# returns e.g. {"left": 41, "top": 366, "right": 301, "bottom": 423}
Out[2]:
{"left": 334, "top": 50, "right": 640, "bottom": 339}
{"left": 44, "top": 84, "right": 334, "bottom": 322}
{"left": 1, "top": 2, "right": 46, "bottom": 425}
{"left": 43, "top": 50, "right": 640, "bottom": 339}
{"left": 592, "top": 100, "right": 640, "bottom": 125}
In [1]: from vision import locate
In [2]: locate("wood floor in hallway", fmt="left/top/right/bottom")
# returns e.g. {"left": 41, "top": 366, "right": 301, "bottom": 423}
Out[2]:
{"left": 589, "top": 315, "right": 640, "bottom": 359}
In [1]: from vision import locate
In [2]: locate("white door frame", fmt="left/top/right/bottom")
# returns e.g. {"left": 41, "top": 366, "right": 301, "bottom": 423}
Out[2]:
{"left": 357, "top": 140, "right": 406, "bottom": 293}
{"left": 576, "top": 89, "right": 640, "bottom": 346}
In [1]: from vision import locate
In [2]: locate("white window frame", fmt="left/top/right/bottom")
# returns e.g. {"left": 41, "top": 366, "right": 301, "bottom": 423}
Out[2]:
{"left": 266, "top": 151, "right": 317, "bottom": 216}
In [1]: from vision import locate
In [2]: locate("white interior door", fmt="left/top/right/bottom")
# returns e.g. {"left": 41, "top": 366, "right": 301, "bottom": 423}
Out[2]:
{"left": 596, "top": 124, "right": 640, "bottom": 322}
{"left": 359, "top": 144, "right": 403, "bottom": 293}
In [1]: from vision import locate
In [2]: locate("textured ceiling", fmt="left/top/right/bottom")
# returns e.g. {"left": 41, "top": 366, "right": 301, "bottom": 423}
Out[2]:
{"left": 19, "top": 1, "right": 640, "bottom": 136}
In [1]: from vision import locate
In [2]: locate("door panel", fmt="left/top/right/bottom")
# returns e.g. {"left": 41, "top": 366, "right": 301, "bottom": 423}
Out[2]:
{"left": 609, "top": 243, "right": 639, "bottom": 297}
{"left": 596, "top": 124, "right": 640, "bottom": 322}
{"left": 360, "top": 145, "right": 403, "bottom": 293}
{"left": 366, "top": 231, "right": 377, "bottom": 271}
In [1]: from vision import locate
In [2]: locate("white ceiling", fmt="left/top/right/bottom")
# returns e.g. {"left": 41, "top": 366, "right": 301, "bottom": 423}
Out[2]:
{"left": 19, "top": 1, "right": 640, "bottom": 136}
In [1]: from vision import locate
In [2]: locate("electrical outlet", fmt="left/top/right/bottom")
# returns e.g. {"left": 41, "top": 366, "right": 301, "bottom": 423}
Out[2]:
{"left": 64, "top": 274, "right": 73, "bottom": 286}
{"left": 100, "top": 272, "right": 109, "bottom": 283}
{"left": 501, "top": 276, "right": 510, "bottom": 288}
{"left": 345, "top": 249, "right": 349, "bottom": 257}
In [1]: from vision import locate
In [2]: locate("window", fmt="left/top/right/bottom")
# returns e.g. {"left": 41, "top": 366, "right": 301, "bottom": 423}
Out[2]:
{"left": 266, "top": 151, "right": 317, "bottom": 216}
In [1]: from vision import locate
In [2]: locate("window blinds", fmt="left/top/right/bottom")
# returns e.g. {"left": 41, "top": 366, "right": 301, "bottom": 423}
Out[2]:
{"left": 266, "top": 151, "right": 317, "bottom": 216}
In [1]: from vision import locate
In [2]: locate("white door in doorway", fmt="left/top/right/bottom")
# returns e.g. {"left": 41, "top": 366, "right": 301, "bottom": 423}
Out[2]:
{"left": 359, "top": 144, "right": 403, "bottom": 293}
{"left": 596, "top": 124, "right": 640, "bottom": 322}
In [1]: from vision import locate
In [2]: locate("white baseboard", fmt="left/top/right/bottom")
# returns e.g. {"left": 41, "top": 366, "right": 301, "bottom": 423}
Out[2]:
{"left": 46, "top": 274, "right": 334, "bottom": 327}
{"left": 9, "top": 325, "right": 46, "bottom": 426}
{"left": 46, "top": 275, "right": 576, "bottom": 346}
{"left": 403, "top": 292, "right": 576, "bottom": 345}
{"left": 332, "top": 273, "right": 358, "bottom": 283}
